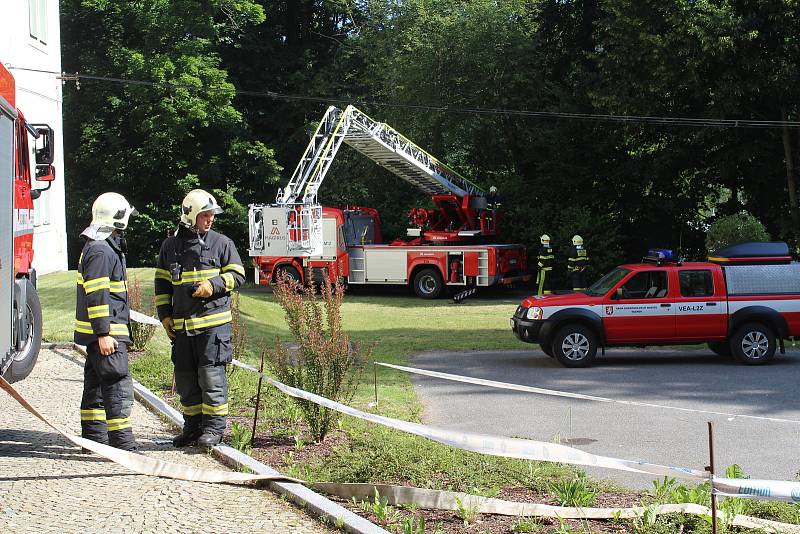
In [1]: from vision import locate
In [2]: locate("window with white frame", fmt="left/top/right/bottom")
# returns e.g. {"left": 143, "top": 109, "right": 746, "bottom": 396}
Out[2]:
{"left": 29, "top": 0, "right": 48, "bottom": 45}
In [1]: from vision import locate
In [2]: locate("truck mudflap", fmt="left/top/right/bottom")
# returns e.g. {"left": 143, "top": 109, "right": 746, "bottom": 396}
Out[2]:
{"left": 499, "top": 273, "right": 533, "bottom": 285}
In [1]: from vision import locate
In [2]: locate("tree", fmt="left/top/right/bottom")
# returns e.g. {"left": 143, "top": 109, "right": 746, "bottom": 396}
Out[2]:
{"left": 61, "top": 0, "right": 280, "bottom": 265}
{"left": 706, "top": 212, "right": 770, "bottom": 253}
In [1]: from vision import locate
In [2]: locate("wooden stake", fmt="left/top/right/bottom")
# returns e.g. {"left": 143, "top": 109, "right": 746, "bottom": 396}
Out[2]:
{"left": 251, "top": 351, "right": 266, "bottom": 447}
{"left": 706, "top": 421, "right": 718, "bottom": 534}
{"left": 373, "top": 361, "right": 378, "bottom": 407}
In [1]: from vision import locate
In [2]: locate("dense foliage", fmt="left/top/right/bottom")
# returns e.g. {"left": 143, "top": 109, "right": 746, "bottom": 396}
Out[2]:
{"left": 61, "top": 0, "right": 800, "bottom": 276}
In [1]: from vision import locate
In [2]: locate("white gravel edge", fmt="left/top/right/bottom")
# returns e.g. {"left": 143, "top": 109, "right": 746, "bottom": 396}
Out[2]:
{"left": 45, "top": 343, "right": 389, "bottom": 534}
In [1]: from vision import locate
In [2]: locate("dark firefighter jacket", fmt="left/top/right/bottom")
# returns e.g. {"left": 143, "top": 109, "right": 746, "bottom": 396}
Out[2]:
{"left": 74, "top": 236, "right": 131, "bottom": 345}
{"left": 568, "top": 245, "right": 589, "bottom": 272}
{"left": 537, "top": 245, "right": 554, "bottom": 271}
{"left": 154, "top": 227, "right": 245, "bottom": 336}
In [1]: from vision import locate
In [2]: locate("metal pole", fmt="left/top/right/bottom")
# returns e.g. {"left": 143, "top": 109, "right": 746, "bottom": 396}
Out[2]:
{"left": 372, "top": 361, "right": 379, "bottom": 407}
{"left": 707, "top": 421, "right": 718, "bottom": 534}
{"left": 251, "top": 350, "right": 266, "bottom": 447}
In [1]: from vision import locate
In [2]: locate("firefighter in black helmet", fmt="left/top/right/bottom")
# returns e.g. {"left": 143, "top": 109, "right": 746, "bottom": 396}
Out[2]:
{"left": 155, "top": 189, "right": 245, "bottom": 448}
{"left": 75, "top": 192, "right": 139, "bottom": 452}
{"left": 536, "top": 234, "right": 554, "bottom": 295}
{"left": 567, "top": 235, "right": 590, "bottom": 291}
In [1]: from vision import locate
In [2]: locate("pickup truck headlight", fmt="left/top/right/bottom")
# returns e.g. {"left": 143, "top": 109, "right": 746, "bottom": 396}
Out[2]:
{"left": 526, "top": 307, "right": 543, "bottom": 320}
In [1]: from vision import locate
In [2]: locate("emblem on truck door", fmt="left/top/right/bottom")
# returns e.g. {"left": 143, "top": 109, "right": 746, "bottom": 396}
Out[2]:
{"left": 605, "top": 306, "right": 614, "bottom": 316}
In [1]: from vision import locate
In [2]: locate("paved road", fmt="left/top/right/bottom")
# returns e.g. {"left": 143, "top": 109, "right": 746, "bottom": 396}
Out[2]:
{"left": 410, "top": 347, "right": 800, "bottom": 489}
{"left": 0, "top": 348, "right": 330, "bottom": 534}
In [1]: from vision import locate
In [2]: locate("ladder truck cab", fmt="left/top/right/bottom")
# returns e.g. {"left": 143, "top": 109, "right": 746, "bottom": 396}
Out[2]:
{"left": 0, "top": 63, "right": 56, "bottom": 382}
{"left": 248, "top": 105, "right": 530, "bottom": 298}
{"left": 511, "top": 242, "right": 800, "bottom": 368}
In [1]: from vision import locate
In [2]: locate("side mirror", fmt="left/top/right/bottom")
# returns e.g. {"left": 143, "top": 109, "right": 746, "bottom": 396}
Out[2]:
{"left": 35, "top": 164, "right": 55, "bottom": 182}
{"left": 31, "top": 124, "right": 55, "bottom": 165}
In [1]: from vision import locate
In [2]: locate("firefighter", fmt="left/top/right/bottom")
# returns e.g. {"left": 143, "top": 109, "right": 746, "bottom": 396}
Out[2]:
{"left": 75, "top": 192, "right": 139, "bottom": 452}
{"left": 536, "top": 234, "right": 554, "bottom": 295}
{"left": 567, "top": 235, "right": 590, "bottom": 291}
{"left": 155, "top": 189, "right": 245, "bottom": 448}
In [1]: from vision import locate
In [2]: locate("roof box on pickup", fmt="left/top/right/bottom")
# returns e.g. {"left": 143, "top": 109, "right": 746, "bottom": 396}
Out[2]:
{"left": 708, "top": 242, "right": 792, "bottom": 265}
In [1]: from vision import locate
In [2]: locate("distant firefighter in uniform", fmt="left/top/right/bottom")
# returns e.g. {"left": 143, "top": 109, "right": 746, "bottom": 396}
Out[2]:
{"left": 155, "top": 189, "right": 246, "bottom": 448}
{"left": 536, "top": 234, "right": 554, "bottom": 295}
{"left": 567, "top": 235, "right": 590, "bottom": 291}
{"left": 75, "top": 192, "right": 139, "bottom": 452}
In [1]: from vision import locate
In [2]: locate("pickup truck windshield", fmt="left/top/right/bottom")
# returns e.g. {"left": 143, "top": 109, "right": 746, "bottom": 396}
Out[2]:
{"left": 585, "top": 267, "right": 630, "bottom": 297}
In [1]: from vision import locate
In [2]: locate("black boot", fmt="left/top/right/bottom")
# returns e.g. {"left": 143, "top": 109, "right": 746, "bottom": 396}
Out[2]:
{"left": 172, "top": 428, "right": 203, "bottom": 447}
{"left": 197, "top": 431, "right": 222, "bottom": 448}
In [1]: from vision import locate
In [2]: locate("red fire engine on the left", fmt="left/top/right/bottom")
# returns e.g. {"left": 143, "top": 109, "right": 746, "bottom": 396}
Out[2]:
{"left": 0, "top": 63, "right": 56, "bottom": 382}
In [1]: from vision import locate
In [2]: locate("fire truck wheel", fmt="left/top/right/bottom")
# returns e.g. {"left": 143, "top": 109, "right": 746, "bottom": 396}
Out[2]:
{"left": 730, "top": 322, "right": 776, "bottom": 365}
{"left": 707, "top": 341, "right": 731, "bottom": 358}
{"left": 412, "top": 268, "right": 444, "bottom": 299}
{"left": 5, "top": 281, "right": 42, "bottom": 383}
{"left": 552, "top": 324, "right": 597, "bottom": 368}
{"left": 273, "top": 265, "right": 301, "bottom": 284}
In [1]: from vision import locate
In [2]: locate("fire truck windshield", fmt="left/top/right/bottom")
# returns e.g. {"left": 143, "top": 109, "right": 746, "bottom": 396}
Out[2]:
{"left": 585, "top": 267, "right": 630, "bottom": 297}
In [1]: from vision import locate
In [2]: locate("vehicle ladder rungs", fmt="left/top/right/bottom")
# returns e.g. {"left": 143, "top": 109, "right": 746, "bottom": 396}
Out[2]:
{"left": 477, "top": 250, "right": 490, "bottom": 286}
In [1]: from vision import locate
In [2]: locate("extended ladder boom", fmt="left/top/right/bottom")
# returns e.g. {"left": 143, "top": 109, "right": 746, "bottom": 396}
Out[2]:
{"left": 278, "top": 105, "right": 485, "bottom": 206}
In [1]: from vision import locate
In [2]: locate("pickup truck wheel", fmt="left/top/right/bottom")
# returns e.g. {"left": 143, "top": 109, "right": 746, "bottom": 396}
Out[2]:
{"left": 708, "top": 341, "right": 731, "bottom": 358}
{"left": 540, "top": 343, "right": 554, "bottom": 357}
{"left": 4, "top": 281, "right": 42, "bottom": 383}
{"left": 552, "top": 324, "right": 597, "bottom": 368}
{"left": 412, "top": 268, "right": 444, "bottom": 299}
{"left": 730, "top": 323, "right": 776, "bottom": 365}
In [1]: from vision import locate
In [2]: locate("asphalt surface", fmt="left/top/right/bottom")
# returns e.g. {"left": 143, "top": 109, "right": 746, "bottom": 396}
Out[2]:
{"left": 409, "top": 346, "right": 800, "bottom": 490}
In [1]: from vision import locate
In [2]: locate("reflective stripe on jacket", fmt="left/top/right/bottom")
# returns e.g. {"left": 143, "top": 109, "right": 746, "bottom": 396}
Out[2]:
{"left": 567, "top": 245, "right": 589, "bottom": 272}
{"left": 537, "top": 245, "right": 554, "bottom": 271}
{"left": 155, "top": 227, "right": 245, "bottom": 336}
{"left": 74, "top": 236, "right": 131, "bottom": 345}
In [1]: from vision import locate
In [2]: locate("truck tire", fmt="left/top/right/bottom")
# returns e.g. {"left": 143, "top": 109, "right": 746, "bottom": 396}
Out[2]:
{"left": 273, "top": 265, "right": 301, "bottom": 284}
{"left": 708, "top": 341, "right": 731, "bottom": 358}
{"left": 730, "top": 322, "right": 776, "bottom": 365}
{"left": 4, "top": 280, "right": 42, "bottom": 383}
{"left": 552, "top": 324, "right": 597, "bottom": 368}
{"left": 540, "top": 343, "right": 554, "bottom": 357}
{"left": 412, "top": 268, "right": 444, "bottom": 299}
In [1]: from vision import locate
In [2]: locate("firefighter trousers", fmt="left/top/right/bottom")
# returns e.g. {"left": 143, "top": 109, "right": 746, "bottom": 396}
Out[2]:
{"left": 570, "top": 270, "right": 587, "bottom": 291}
{"left": 536, "top": 269, "right": 552, "bottom": 295}
{"left": 172, "top": 323, "right": 232, "bottom": 436}
{"left": 80, "top": 341, "right": 137, "bottom": 451}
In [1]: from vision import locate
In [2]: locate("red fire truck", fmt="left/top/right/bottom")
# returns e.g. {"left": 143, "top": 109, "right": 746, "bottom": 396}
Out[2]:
{"left": 249, "top": 105, "right": 530, "bottom": 298}
{"left": 511, "top": 242, "right": 800, "bottom": 367}
{"left": 0, "top": 63, "right": 56, "bottom": 382}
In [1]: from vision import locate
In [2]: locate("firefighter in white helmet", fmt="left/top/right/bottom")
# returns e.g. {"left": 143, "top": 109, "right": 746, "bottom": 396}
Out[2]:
{"left": 154, "top": 189, "right": 246, "bottom": 448}
{"left": 75, "top": 192, "right": 139, "bottom": 451}
{"left": 567, "top": 235, "right": 590, "bottom": 291}
{"left": 536, "top": 234, "right": 554, "bottom": 296}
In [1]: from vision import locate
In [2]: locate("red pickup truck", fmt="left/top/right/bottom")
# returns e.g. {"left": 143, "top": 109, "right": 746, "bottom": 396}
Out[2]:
{"left": 511, "top": 242, "right": 800, "bottom": 367}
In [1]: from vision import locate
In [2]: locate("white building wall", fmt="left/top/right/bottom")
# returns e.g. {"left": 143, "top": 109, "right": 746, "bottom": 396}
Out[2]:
{"left": 0, "top": 0, "right": 67, "bottom": 274}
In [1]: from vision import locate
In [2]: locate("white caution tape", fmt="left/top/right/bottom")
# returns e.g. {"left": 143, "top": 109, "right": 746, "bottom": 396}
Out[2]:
{"left": 230, "top": 359, "right": 708, "bottom": 481}
{"left": 313, "top": 483, "right": 800, "bottom": 532}
{"left": 714, "top": 478, "right": 800, "bottom": 503}
{"left": 0, "top": 375, "right": 300, "bottom": 485}
{"left": 130, "top": 309, "right": 162, "bottom": 326}
{"left": 376, "top": 361, "right": 800, "bottom": 425}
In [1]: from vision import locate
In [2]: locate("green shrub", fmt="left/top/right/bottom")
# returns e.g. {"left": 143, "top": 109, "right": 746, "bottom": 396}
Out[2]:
{"left": 549, "top": 476, "right": 597, "bottom": 507}
{"left": 269, "top": 276, "right": 366, "bottom": 442}
{"left": 706, "top": 213, "right": 770, "bottom": 254}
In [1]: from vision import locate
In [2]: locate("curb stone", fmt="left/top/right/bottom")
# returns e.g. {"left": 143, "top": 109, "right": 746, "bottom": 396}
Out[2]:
{"left": 45, "top": 343, "right": 389, "bottom": 534}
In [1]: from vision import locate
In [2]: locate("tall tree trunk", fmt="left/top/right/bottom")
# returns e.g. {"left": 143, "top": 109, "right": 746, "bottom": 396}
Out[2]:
{"left": 780, "top": 106, "right": 800, "bottom": 239}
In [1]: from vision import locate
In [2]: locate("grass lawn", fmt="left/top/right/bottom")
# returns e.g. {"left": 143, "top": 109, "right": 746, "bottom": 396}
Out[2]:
{"left": 38, "top": 269, "right": 800, "bottom": 532}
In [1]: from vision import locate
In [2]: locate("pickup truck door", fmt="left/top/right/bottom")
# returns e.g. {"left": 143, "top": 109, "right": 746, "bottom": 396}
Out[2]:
{"left": 602, "top": 269, "right": 676, "bottom": 343}
{"left": 673, "top": 267, "right": 728, "bottom": 340}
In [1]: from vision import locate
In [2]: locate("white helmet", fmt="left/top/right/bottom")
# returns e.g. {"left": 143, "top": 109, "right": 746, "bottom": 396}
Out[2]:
{"left": 82, "top": 192, "right": 137, "bottom": 240}
{"left": 540, "top": 234, "right": 550, "bottom": 245}
{"left": 572, "top": 235, "right": 583, "bottom": 246}
{"left": 181, "top": 189, "right": 223, "bottom": 227}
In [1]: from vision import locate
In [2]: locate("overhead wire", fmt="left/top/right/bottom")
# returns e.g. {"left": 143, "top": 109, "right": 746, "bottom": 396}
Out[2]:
{"left": 8, "top": 64, "right": 800, "bottom": 129}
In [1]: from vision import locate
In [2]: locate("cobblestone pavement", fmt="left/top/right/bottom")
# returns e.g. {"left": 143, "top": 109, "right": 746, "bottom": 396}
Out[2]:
{"left": 0, "top": 348, "right": 333, "bottom": 534}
